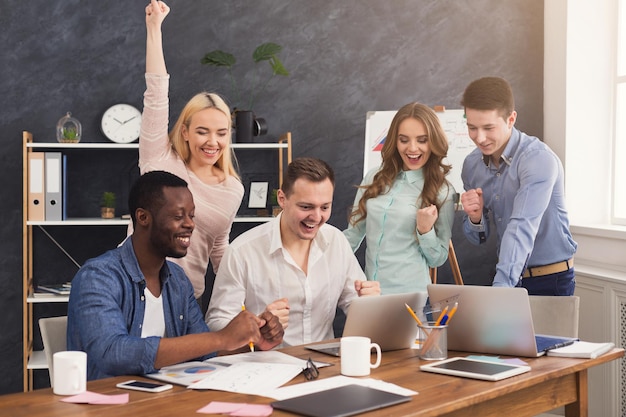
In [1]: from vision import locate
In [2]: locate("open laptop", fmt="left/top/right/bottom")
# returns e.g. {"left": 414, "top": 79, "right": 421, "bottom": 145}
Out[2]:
{"left": 427, "top": 284, "right": 577, "bottom": 357}
{"left": 306, "top": 292, "right": 428, "bottom": 356}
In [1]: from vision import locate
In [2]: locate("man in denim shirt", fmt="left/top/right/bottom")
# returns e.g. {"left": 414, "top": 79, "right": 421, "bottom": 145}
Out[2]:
{"left": 460, "top": 77, "right": 577, "bottom": 295}
{"left": 67, "top": 171, "right": 283, "bottom": 380}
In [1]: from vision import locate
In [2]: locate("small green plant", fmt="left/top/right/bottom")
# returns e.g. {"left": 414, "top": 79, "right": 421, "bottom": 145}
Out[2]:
{"left": 201, "top": 42, "right": 289, "bottom": 110}
{"left": 62, "top": 126, "right": 77, "bottom": 141}
{"left": 100, "top": 191, "right": 116, "bottom": 208}
{"left": 269, "top": 188, "right": 279, "bottom": 206}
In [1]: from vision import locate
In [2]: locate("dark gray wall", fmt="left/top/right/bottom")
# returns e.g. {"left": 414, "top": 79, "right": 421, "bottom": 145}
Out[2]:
{"left": 0, "top": 0, "right": 543, "bottom": 393}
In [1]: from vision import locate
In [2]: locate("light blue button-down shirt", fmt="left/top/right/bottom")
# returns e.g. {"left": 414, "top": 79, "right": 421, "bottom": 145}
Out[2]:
{"left": 461, "top": 127, "right": 577, "bottom": 287}
{"left": 67, "top": 237, "right": 213, "bottom": 380}
{"left": 344, "top": 168, "right": 456, "bottom": 294}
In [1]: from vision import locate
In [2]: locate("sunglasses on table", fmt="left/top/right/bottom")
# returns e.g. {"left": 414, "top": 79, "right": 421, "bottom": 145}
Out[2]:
{"left": 302, "top": 357, "right": 319, "bottom": 381}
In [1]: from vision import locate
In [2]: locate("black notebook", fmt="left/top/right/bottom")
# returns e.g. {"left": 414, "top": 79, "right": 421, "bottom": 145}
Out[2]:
{"left": 271, "top": 384, "right": 411, "bottom": 417}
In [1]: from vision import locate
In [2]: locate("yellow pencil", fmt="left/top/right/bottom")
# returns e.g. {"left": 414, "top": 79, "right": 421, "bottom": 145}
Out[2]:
{"left": 434, "top": 305, "right": 449, "bottom": 326}
{"left": 241, "top": 303, "right": 255, "bottom": 352}
{"left": 404, "top": 303, "right": 423, "bottom": 326}
{"left": 444, "top": 302, "right": 459, "bottom": 324}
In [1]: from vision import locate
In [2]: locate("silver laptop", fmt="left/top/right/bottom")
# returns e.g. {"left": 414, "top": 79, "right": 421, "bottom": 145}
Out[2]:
{"left": 306, "top": 292, "right": 428, "bottom": 356}
{"left": 427, "top": 284, "right": 577, "bottom": 357}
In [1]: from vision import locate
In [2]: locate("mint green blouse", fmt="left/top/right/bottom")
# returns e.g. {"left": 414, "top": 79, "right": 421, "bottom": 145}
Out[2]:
{"left": 343, "top": 168, "right": 456, "bottom": 294}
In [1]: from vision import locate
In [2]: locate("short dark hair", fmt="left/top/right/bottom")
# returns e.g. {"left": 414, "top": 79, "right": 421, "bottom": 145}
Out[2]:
{"left": 281, "top": 157, "right": 335, "bottom": 197}
{"left": 128, "top": 171, "right": 188, "bottom": 225}
{"left": 461, "top": 76, "right": 515, "bottom": 119}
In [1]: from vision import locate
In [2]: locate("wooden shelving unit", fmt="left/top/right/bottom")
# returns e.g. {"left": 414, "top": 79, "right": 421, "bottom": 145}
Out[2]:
{"left": 21, "top": 131, "right": 292, "bottom": 391}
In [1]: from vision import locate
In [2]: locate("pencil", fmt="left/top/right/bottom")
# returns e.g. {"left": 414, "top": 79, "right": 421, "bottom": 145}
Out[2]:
{"left": 442, "top": 302, "right": 458, "bottom": 325}
{"left": 241, "top": 303, "right": 255, "bottom": 352}
{"left": 434, "top": 305, "right": 449, "bottom": 326}
{"left": 404, "top": 303, "right": 423, "bottom": 326}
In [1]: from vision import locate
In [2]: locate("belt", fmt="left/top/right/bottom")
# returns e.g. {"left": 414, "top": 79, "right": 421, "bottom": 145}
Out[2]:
{"left": 522, "top": 258, "right": 574, "bottom": 278}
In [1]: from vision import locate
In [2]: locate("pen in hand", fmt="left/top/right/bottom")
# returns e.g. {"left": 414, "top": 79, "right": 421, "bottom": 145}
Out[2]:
{"left": 241, "top": 303, "right": 255, "bottom": 352}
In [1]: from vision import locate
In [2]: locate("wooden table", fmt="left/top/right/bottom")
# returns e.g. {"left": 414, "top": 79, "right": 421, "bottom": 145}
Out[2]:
{"left": 0, "top": 345, "right": 622, "bottom": 417}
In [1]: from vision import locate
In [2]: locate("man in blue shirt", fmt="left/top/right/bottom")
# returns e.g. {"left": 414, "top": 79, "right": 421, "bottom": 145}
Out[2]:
{"left": 67, "top": 171, "right": 283, "bottom": 380}
{"left": 459, "top": 77, "right": 577, "bottom": 295}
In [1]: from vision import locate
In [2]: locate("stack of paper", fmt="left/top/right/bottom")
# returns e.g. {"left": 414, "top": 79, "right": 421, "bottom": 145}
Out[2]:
{"left": 547, "top": 341, "right": 615, "bottom": 359}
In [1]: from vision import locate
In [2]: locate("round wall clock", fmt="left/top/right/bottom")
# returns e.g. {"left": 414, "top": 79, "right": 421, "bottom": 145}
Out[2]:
{"left": 101, "top": 103, "right": 142, "bottom": 143}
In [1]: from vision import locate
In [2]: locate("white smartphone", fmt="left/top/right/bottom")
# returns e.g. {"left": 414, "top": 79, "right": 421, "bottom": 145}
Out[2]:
{"left": 116, "top": 380, "right": 173, "bottom": 393}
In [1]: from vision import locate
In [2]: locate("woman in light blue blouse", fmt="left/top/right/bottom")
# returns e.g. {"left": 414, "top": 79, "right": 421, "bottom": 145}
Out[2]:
{"left": 344, "top": 103, "right": 456, "bottom": 294}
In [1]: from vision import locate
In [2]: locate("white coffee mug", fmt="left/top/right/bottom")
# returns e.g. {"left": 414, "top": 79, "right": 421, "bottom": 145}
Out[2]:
{"left": 340, "top": 336, "right": 382, "bottom": 377}
{"left": 53, "top": 351, "right": 87, "bottom": 395}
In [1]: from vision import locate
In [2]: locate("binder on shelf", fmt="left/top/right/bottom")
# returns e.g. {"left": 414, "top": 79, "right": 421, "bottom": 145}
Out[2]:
{"left": 62, "top": 154, "right": 68, "bottom": 220}
{"left": 27, "top": 152, "right": 45, "bottom": 221}
{"left": 45, "top": 152, "right": 63, "bottom": 221}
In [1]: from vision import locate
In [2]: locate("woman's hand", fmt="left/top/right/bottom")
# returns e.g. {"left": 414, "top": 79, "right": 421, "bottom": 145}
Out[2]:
{"left": 145, "top": 0, "right": 170, "bottom": 28}
{"left": 416, "top": 204, "right": 438, "bottom": 235}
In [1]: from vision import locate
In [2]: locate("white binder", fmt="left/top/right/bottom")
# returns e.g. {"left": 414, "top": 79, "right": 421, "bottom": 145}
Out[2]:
{"left": 28, "top": 152, "right": 45, "bottom": 221}
{"left": 44, "top": 152, "right": 63, "bottom": 221}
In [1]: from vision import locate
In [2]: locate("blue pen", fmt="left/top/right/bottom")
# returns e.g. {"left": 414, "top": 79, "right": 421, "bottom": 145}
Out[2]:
{"left": 440, "top": 302, "right": 458, "bottom": 326}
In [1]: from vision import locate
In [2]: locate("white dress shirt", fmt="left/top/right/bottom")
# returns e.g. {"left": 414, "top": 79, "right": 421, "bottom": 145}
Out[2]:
{"left": 206, "top": 214, "right": 365, "bottom": 347}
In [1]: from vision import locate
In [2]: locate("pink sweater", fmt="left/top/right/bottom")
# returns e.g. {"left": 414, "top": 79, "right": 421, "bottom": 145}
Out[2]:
{"left": 138, "top": 73, "right": 243, "bottom": 298}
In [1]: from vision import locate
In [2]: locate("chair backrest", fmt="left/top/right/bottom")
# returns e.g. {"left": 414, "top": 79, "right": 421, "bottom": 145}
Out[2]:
{"left": 529, "top": 295, "right": 580, "bottom": 338}
{"left": 429, "top": 241, "right": 464, "bottom": 285}
{"left": 39, "top": 316, "right": 68, "bottom": 387}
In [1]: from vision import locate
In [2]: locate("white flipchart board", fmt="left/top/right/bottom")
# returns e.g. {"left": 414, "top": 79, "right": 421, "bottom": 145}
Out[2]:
{"left": 364, "top": 109, "right": 476, "bottom": 194}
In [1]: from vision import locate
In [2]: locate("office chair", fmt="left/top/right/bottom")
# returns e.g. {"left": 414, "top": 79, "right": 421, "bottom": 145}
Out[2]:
{"left": 429, "top": 241, "right": 464, "bottom": 285}
{"left": 39, "top": 316, "right": 68, "bottom": 387}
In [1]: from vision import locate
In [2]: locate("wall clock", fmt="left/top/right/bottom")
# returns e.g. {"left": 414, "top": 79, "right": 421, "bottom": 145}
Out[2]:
{"left": 101, "top": 103, "right": 142, "bottom": 143}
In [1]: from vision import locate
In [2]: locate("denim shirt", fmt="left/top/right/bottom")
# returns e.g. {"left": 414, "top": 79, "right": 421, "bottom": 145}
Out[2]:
{"left": 461, "top": 127, "right": 577, "bottom": 287}
{"left": 67, "top": 237, "right": 213, "bottom": 380}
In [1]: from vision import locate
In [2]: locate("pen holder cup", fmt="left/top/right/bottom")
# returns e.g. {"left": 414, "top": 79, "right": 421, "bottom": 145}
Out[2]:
{"left": 416, "top": 322, "right": 448, "bottom": 361}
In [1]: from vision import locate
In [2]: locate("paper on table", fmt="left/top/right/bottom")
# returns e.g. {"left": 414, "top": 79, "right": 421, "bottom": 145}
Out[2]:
{"left": 197, "top": 401, "right": 273, "bottom": 416}
{"left": 206, "top": 350, "right": 331, "bottom": 368}
{"left": 60, "top": 391, "right": 129, "bottom": 404}
{"left": 267, "top": 375, "right": 417, "bottom": 401}
{"left": 187, "top": 362, "right": 303, "bottom": 395}
{"left": 146, "top": 361, "right": 231, "bottom": 386}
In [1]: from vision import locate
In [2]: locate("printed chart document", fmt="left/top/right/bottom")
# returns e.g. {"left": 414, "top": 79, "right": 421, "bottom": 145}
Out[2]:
{"left": 146, "top": 351, "right": 328, "bottom": 396}
{"left": 146, "top": 361, "right": 231, "bottom": 387}
{"left": 187, "top": 361, "right": 303, "bottom": 395}
{"left": 547, "top": 341, "right": 615, "bottom": 359}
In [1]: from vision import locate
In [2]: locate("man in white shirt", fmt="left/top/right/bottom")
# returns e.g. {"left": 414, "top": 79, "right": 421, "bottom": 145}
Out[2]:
{"left": 206, "top": 157, "right": 380, "bottom": 346}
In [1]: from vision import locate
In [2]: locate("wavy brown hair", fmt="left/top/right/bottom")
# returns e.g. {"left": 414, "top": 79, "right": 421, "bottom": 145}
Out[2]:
{"left": 349, "top": 102, "right": 451, "bottom": 225}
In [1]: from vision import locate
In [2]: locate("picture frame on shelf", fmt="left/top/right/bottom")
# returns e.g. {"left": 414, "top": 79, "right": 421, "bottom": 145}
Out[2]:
{"left": 248, "top": 182, "right": 269, "bottom": 209}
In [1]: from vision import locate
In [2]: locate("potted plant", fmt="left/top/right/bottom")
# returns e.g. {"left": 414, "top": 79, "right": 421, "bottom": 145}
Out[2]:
{"left": 61, "top": 126, "right": 78, "bottom": 142}
{"left": 100, "top": 191, "right": 116, "bottom": 219}
{"left": 201, "top": 43, "right": 289, "bottom": 142}
{"left": 201, "top": 42, "right": 289, "bottom": 110}
{"left": 56, "top": 112, "right": 82, "bottom": 143}
{"left": 270, "top": 188, "right": 282, "bottom": 217}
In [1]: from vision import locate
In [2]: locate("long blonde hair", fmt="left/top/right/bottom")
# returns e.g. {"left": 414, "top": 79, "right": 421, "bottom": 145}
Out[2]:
{"left": 349, "top": 102, "right": 451, "bottom": 225}
{"left": 169, "top": 92, "right": 240, "bottom": 180}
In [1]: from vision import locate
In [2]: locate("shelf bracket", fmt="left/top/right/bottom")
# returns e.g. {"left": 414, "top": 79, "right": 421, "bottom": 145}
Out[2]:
{"left": 37, "top": 225, "right": 82, "bottom": 270}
